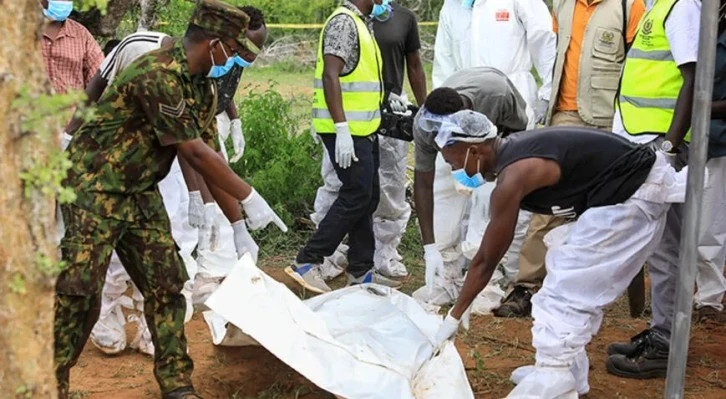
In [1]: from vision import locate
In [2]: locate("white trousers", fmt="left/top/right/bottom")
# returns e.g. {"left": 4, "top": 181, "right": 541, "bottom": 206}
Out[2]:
{"left": 695, "top": 156, "right": 726, "bottom": 310}
{"left": 521, "top": 153, "right": 683, "bottom": 397}
{"left": 311, "top": 136, "right": 411, "bottom": 271}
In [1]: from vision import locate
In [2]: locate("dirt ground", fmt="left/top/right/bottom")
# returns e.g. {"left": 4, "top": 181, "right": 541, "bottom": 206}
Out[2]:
{"left": 70, "top": 267, "right": 726, "bottom": 399}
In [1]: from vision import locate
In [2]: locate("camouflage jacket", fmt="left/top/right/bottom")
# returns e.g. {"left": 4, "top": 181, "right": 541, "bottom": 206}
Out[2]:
{"left": 65, "top": 39, "right": 218, "bottom": 222}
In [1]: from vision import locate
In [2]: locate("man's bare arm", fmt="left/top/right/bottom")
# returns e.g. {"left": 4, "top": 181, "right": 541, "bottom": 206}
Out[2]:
{"left": 450, "top": 158, "right": 560, "bottom": 319}
{"left": 406, "top": 50, "right": 427, "bottom": 106}
{"left": 207, "top": 180, "right": 244, "bottom": 223}
{"left": 322, "top": 55, "right": 346, "bottom": 123}
{"left": 177, "top": 139, "right": 252, "bottom": 201}
{"left": 65, "top": 72, "right": 108, "bottom": 134}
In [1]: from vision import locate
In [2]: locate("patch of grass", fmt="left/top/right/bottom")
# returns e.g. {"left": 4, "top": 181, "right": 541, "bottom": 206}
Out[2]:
{"left": 69, "top": 391, "right": 90, "bottom": 399}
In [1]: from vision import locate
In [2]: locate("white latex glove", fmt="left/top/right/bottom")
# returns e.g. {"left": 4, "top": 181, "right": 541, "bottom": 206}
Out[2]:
{"left": 216, "top": 112, "right": 232, "bottom": 141}
{"left": 424, "top": 244, "right": 445, "bottom": 288}
{"left": 229, "top": 118, "right": 245, "bottom": 163}
{"left": 240, "top": 189, "right": 288, "bottom": 232}
{"left": 188, "top": 191, "right": 205, "bottom": 228}
{"left": 388, "top": 92, "right": 409, "bottom": 114}
{"left": 232, "top": 220, "right": 259, "bottom": 263}
{"left": 334, "top": 122, "right": 358, "bottom": 169}
{"left": 197, "top": 203, "right": 219, "bottom": 251}
{"left": 61, "top": 132, "right": 73, "bottom": 151}
{"left": 535, "top": 99, "right": 549, "bottom": 125}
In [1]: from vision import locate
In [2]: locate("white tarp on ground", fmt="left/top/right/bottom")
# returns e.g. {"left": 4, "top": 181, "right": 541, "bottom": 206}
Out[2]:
{"left": 205, "top": 256, "right": 474, "bottom": 399}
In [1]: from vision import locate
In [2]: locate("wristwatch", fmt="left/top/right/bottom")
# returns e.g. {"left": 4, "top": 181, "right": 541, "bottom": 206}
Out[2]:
{"left": 660, "top": 140, "right": 674, "bottom": 153}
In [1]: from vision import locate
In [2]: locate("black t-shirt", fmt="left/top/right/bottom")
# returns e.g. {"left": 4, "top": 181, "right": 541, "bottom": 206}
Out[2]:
{"left": 215, "top": 65, "right": 243, "bottom": 115}
{"left": 495, "top": 127, "right": 656, "bottom": 217}
{"left": 372, "top": 2, "right": 421, "bottom": 96}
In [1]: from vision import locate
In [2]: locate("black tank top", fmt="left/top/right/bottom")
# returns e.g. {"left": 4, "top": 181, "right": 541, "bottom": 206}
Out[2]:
{"left": 495, "top": 127, "right": 656, "bottom": 217}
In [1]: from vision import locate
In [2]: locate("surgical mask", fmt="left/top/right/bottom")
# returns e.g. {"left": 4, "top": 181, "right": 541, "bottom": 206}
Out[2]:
{"left": 207, "top": 42, "right": 234, "bottom": 79}
{"left": 451, "top": 148, "right": 485, "bottom": 196}
{"left": 372, "top": 0, "right": 393, "bottom": 22}
{"left": 462, "top": 0, "right": 475, "bottom": 9}
{"left": 233, "top": 54, "right": 254, "bottom": 69}
{"left": 44, "top": 0, "right": 73, "bottom": 21}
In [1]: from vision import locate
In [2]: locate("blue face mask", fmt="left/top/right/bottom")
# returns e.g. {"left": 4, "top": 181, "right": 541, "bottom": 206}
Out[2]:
{"left": 44, "top": 0, "right": 74, "bottom": 22}
{"left": 233, "top": 54, "right": 254, "bottom": 69}
{"left": 462, "top": 0, "right": 475, "bottom": 9}
{"left": 451, "top": 148, "right": 485, "bottom": 196}
{"left": 371, "top": 0, "right": 393, "bottom": 22}
{"left": 207, "top": 42, "right": 234, "bottom": 79}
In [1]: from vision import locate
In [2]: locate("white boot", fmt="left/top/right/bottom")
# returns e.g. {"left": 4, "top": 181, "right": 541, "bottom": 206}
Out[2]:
{"left": 320, "top": 244, "right": 348, "bottom": 281}
{"left": 90, "top": 298, "right": 129, "bottom": 355}
{"left": 507, "top": 365, "right": 578, "bottom": 399}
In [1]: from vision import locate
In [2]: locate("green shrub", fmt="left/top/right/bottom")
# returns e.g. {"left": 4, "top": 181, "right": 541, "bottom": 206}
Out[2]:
{"left": 230, "top": 85, "right": 322, "bottom": 229}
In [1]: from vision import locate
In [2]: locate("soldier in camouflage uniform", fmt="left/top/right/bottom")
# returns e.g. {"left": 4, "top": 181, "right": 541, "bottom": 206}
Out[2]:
{"left": 54, "top": 1, "right": 285, "bottom": 398}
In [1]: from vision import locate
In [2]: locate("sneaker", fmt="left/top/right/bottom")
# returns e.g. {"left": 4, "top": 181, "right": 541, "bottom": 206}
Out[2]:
{"left": 347, "top": 270, "right": 403, "bottom": 289}
{"left": 606, "top": 328, "right": 654, "bottom": 357}
{"left": 284, "top": 264, "right": 332, "bottom": 294}
{"left": 606, "top": 330, "right": 669, "bottom": 379}
{"left": 493, "top": 286, "right": 533, "bottom": 318}
{"left": 162, "top": 387, "right": 202, "bottom": 399}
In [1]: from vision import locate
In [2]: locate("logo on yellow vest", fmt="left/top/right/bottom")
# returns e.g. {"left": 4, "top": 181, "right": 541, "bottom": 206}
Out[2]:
{"left": 642, "top": 19, "right": 654, "bottom": 36}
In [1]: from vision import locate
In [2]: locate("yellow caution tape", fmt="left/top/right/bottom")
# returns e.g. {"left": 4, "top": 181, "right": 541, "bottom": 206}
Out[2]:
{"left": 266, "top": 21, "right": 438, "bottom": 29}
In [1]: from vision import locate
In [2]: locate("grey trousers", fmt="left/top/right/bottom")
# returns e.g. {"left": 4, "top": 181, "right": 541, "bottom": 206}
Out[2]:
{"left": 648, "top": 137, "right": 689, "bottom": 339}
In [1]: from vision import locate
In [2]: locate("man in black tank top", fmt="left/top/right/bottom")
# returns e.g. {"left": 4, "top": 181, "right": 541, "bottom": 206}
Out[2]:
{"left": 429, "top": 110, "right": 687, "bottom": 397}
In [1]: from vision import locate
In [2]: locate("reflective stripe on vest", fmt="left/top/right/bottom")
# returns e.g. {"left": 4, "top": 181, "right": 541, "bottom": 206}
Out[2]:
{"left": 617, "top": 0, "right": 690, "bottom": 142}
{"left": 312, "top": 7, "right": 383, "bottom": 136}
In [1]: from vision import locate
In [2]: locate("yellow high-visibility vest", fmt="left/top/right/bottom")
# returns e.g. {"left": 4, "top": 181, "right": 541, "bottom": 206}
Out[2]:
{"left": 617, "top": 0, "right": 690, "bottom": 142}
{"left": 312, "top": 7, "right": 383, "bottom": 136}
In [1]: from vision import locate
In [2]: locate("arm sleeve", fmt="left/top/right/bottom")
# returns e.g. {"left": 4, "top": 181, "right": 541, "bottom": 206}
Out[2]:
{"left": 665, "top": 0, "right": 701, "bottom": 66}
{"left": 626, "top": 0, "right": 646, "bottom": 44}
{"left": 83, "top": 31, "right": 104, "bottom": 88}
{"left": 413, "top": 115, "right": 439, "bottom": 172}
{"left": 432, "top": 5, "right": 455, "bottom": 89}
{"left": 405, "top": 12, "right": 422, "bottom": 54}
{"left": 517, "top": 0, "right": 557, "bottom": 101}
{"left": 322, "top": 14, "right": 358, "bottom": 61}
{"left": 132, "top": 70, "right": 199, "bottom": 147}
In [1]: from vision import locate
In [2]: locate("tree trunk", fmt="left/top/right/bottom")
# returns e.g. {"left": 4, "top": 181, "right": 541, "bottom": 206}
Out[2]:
{"left": 71, "top": 0, "right": 138, "bottom": 37}
{"left": 0, "top": 1, "right": 59, "bottom": 397}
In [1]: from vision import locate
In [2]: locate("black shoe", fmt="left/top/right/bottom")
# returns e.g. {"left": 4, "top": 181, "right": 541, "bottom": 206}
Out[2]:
{"left": 606, "top": 328, "right": 654, "bottom": 357}
{"left": 162, "top": 387, "right": 202, "bottom": 399}
{"left": 493, "top": 286, "right": 533, "bottom": 318}
{"left": 605, "top": 330, "right": 669, "bottom": 379}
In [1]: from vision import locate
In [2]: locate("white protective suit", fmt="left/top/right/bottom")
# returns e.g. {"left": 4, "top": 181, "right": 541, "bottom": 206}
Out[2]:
{"left": 432, "top": 0, "right": 555, "bottom": 127}
{"left": 416, "top": 0, "right": 556, "bottom": 312}
{"left": 509, "top": 153, "right": 688, "bottom": 398}
{"left": 695, "top": 157, "right": 726, "bottom": 311}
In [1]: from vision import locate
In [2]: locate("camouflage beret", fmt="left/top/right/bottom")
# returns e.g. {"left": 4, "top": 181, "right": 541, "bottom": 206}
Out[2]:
{"left": 190, "top": 0, "right": 252, "bottom": 51}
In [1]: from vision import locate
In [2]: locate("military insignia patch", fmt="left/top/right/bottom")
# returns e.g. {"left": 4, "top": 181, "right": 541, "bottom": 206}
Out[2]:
{"left": 159, "top": 99, "right": 185, "bottom": 117}
{"left": 601, "top": 31, "right": 615, "bottom": 44}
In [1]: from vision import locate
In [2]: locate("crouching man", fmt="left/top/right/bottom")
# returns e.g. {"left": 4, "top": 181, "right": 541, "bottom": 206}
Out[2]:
{"left": 431, "top": 111, "right": 688, "bottom": 398}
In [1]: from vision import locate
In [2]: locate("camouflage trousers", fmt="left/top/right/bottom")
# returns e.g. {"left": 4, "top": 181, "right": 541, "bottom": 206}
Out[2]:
{"left": 55, "top": 205, "right": 193, "bottom": 397}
